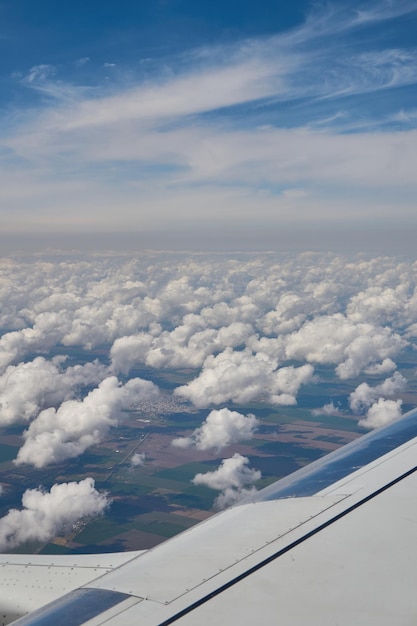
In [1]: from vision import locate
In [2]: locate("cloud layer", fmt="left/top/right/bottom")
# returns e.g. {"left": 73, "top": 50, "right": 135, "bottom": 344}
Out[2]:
{"left": 0, "top": 252, "right": 413, "bottom": 445}
{"left": 0, "top": 249, "right": 412, "bottom": 501}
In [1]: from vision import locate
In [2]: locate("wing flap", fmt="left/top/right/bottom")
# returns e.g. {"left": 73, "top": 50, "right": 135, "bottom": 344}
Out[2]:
{"left": 171, "top": 468, "right": 417, "bottom": 626}
{"left": 85, "top": 495, "right": 345, "bottom": 603}
{"left": 0, "top": 551, "right": 144, "bottom": 624}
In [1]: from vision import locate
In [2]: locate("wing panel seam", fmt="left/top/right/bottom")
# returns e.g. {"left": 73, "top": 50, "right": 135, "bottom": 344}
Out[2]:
{"left": 158, "top": 464, "right": 417, "bottom": 625}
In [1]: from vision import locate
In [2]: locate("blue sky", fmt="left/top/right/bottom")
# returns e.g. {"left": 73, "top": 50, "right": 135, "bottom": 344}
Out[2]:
{"left": 1, "top": 0, "right": 417, "bottom": 250}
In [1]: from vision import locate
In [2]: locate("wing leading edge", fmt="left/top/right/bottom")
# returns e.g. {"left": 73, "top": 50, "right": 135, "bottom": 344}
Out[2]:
{"left": 8, "top": 407, "right": 417, "bottom": 625}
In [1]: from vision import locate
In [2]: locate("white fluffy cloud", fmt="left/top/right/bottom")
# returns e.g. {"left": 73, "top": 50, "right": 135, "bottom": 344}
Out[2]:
{"left": 0, "top": 356, "right": 107, "bottom": 426}
{"left": 15, "top": 376, "right": 159, "bottom": 468}
{"left": 311, "top": 401, "right": 339, "bottom": 417}
{"left": 175, "top": 347, "right": 314, "bottom": 407}
{"left": 349, "top": 372, "right": 407, "bottom": 414}
{"left": 111, "top": 319, "right": 253, "bottom": 373}
{"left": 0, "top": 478, "right": 109, "bottom": 551}
{"left": 175, "top": 348, "right": 275, "bottom": 407}
{"left": 364, "top": 358, "right": 397, "bottom": 375}
{"left": 350, "top": 371, "right": 406, "bottom": 430}
{"left": 192, "top": 453, "right": 261, "bottom": 490}
{"left": 347, "top": 284, "right": 416, "bottom": 327}
{"left": 258, "top": 293, "right": 307, "bottom": 336}
{"left": 172, "top": 408, "right": 258, "bottom": 451}
{"left": 131, "top": 452, "right": 146, "bottom": 467}
{"left": 214, "top": 486, "right": 259, "bottom": 510}
{"left": 283, "top": 313, "right": 405, "bottom": 379}
{"left": 270, "top": 364, "right": 315, "bottom": 405}
{"left": 192, "top": 453, "right": 261, "bottom": 509}
{"left": 110, "top": 333, "right": 154, "bottom": 374}
{"left": 358, "top": 398, "right": 403, "bottom": 430}
{"left": 0, "top": 325, "right": 59, "bottom": 370}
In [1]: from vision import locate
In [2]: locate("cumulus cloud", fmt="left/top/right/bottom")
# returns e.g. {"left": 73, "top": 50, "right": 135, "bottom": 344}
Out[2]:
{"left": 175, "top": 348, "right": 313, "bottom": 407}
{"left": 172, "top": 408, "right": 258, "bottom": 451}
{"left": 347, "top": 284, "right": 413, "bottom": 327}
{"left": 0, "top": 478, "right": 109, "bottom": 551}
{"left": 175, "top": 348, "right": 275, "bottom": 407}
{"left": 0, "top": 325, "right": 60, "bottom": 370}
{"left": 283, "top": 313, "right": 405, "bottom": 379}
{"left": 358, "top": 398, "right": 403, "bottom": 430}
{"left": 0, "top": 356, "right": 107, "bottom": 426}
{"left": 15, "top": 376, "right": 159, "bottom": 468}
{"left": 213, "top": 486, "right": 259, "bottom": 510}
{"left": 130, "top": 452, "right": 146, "bottom": 467}
{"left": 192, "top": 453, "right": 261, "bottom": 509}
{"left": 259, "top": 293, "right": 307, "bottom": 335}
{"left": 110, "top": 334, "right": 154, "bottom": 374}
{"left": 311, "top": 401, "right": 339, "bottom": 416}
{"left": 270, "top": 364, "right": 314, "bottom": 405}
{"left": 111, "top": 318, "right": 253, "bottom": 373}
{"left": 349, "top": 372, "right": 406, "bottom": 414}
{"left": 364, "top": 358, "right": 397, "bottom": 375}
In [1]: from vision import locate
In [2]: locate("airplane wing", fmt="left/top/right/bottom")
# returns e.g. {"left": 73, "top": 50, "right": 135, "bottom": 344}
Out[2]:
{"left": 4, "top": 407, "right": 417, "bottom": 625}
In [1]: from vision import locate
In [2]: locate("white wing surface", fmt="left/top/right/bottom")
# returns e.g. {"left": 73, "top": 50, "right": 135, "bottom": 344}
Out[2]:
{"left": 6, "top": 407, "right": 417, "bottom": 625}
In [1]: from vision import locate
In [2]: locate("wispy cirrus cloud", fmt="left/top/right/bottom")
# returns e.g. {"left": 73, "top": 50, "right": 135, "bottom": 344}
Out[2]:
{"left": 293, "top": 0, "right": 417, "bottom": 40}
{"left": 1, "top": 0, "right": 417, "bottom": 237}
